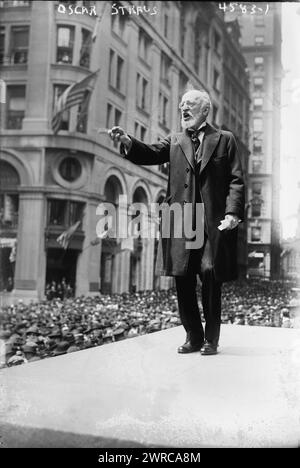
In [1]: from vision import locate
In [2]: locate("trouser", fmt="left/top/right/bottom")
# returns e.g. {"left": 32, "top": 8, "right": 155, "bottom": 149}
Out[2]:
{"left": 175, "top": 237, "right": 222, "bottom": 346}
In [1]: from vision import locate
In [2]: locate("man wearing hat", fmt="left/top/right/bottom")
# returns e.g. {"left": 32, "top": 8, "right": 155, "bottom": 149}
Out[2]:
{"left": 53, "top": 341, "right": 70, "bottom": 356}
{"left": 23, "top": 343, "right": 40, "bottom": 363}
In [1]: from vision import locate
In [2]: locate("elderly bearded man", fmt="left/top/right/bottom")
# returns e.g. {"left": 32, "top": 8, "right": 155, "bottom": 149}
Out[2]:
{"left": 108, "top": 89, "right": 245, "bottom": 355}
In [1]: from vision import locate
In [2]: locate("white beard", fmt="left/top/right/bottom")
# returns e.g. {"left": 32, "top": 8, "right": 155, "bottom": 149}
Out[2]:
{"left": 181, "top": 116, "right": 197, "bottom": 130}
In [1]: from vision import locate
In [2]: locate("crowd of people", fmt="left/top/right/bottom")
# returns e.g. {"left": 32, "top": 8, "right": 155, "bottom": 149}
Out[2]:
{"left": 0, "top": 279, "right": 297, "bottom": 368}
{"left": 45, "top": 279, "right": 74, "bottom": 301}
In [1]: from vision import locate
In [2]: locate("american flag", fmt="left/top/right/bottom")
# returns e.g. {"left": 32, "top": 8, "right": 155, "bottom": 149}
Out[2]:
{"left": 51, "top": 70, "right": 99, "bottom": 134}
{"left": 56, "top": 220, "right": 82, "bottom": 250}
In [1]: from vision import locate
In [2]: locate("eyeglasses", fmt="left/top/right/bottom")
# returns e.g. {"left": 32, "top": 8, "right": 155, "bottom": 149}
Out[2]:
{"left": 178, "top": 101, "right": 199, "bottom": 110}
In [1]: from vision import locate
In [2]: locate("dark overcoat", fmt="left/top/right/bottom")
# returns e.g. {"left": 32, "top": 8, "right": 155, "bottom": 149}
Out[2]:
{"left": 122, "top": 123, "right": 245, "bottom": 282}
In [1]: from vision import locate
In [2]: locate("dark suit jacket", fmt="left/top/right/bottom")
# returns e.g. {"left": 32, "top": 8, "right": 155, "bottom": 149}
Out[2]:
{"left": 122, "top": 123, "right": 245, "bottom": 281}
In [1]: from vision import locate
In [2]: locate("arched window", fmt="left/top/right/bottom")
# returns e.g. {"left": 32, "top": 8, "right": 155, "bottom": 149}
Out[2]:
{"left": 0, "top": 161, "right": 20, "bottom": 228}
{"left": 0, "top": 160, "right": 20, "bottom": 292}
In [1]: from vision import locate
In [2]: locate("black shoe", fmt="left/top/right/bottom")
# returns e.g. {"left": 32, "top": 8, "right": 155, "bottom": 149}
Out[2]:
{"left": 200, "top": 341, "right": 218, "bottom": 355}
{"left": 177, "top": 340, "right": 203, "bottom": 354}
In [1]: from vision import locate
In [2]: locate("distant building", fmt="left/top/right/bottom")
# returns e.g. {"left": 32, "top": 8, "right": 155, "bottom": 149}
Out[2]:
{"left": 0, "top": 0, "right": 250, "bottom": 302}
{"left": 221, "top": 17, "right": 250, "bottom": 278}
{"left": 233, "top": 2, "right": 283, "bottom": 279}
{"left": 281, "top": 205, "right": 300, "bottom": 281}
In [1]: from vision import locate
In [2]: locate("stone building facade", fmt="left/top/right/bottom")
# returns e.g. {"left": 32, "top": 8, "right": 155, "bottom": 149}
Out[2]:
{"left": 0, "top": 1, "right": 250, "bottom": 302}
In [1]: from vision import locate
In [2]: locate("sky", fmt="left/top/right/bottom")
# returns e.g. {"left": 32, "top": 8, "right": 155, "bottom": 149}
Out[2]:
{"left": 280, "top": 2, "right": 300, "bottom": 239}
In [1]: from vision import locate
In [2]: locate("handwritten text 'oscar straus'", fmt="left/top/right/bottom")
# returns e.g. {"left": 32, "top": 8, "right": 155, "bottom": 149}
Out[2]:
{"left": 57, "top": 3, "right": 158, "bottom": 16}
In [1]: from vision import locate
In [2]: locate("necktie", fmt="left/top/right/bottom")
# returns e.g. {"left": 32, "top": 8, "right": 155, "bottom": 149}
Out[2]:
{"left": 188, "top": 129, "right": 202, "bottom": 164}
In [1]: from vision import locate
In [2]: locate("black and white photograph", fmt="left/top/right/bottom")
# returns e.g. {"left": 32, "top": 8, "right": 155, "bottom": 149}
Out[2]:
{"left": 0, "top": 0, "right": 299, "bottom": 450}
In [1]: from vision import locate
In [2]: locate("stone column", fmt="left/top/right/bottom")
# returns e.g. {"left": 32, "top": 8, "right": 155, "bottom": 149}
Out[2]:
{"left": 22, "top": 1, "right": 53, "bottom": 132}
{"left": 76, "top": 199, "right": 101, "bottom": 296}
{"left": 149, "top": 41, "right": 161, "bottom": 141}
{"left": 145, "top": 237, "right": 155, "bottom": 290}
{"left": 125, "top": 21, "right": 139, "bottom": 135}
{"left": 14, "top": 192, "right": 46, "bottom": 302}
{"left": 113, "top": 200, "right": 131, "bottom": 293}
{"left": 170, "top": 64, "right": 179, "bottom": 131}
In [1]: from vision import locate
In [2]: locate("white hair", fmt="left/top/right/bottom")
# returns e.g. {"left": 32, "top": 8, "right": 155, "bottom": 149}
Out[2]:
{"left": 181, "top": 88, "right": 211, "bottom": 114}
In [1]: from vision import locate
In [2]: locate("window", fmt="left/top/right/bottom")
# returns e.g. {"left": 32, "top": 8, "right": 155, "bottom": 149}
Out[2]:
{"left": 57, "top": 25, "right": 74, "bottom": 64}
{"left": 106, "top": 103, "right": 113, "bottom": 129}
{"left": 6, "top": 85, "right": 25, "bottom": 129}
{"left": 0, "top": 196, "right": 18, "bottom": 230}
{"left": 251, "top": 226, "right": 261, "bottom": 242}
{"left": 115, "top": 108, "right": 122, "bottom": 126}
{"left": 140, "top": 125, "right": 146, "bottom": 142}
{"left": 48, "top": 199, "right": 67, "bottom": 226}
{"left": 213, "top": 68, "right": 220, "bottom": 92}
{"left": 253, "top": 138, "right": 263, "bottom": 153}
{"left": 79, "top": 28, "right": 92, "bottom": 68}
{"left": 252, "top": 159, "right": 262, "bottom": 173}
{"left": 0, "top": 161, "right": 20, "bottom": 231}
{"left": 59, "top": 157, "right": 82, "bottom": 182}
{"left": 253, "top": 118, "right": 263, "bottom": 132}
{"left": 138, "top": 28, "right": 151, "bottom": 63}
{"left": 136, "top": 73, "right": 149, "bottom": 111}
{"left": 106, "top": 103, "right": 123, "bottom": 148}
{"left": 159, "top": 92, "right": 169, "bottom": 127}
{"left": 254, "top": 56, "right": 264, "bottom": 72}
{"left": 252, "top": 182, "right": 262, "bottom": 196}
{"left": 255, "top": 36, "right": 264, "bottom": 46}
{"left": 76, "top": 90, "right": 90, "bottom": 133}
{"left": 0, "top": 0, "right": 32, "bottom": 5}
{"left": 111, "top": 7, "right": 127, "bottom": 38}
{"left": 160, "top": 52, "right": 171, "bottom": 84}
{"left": 134, "top": 122, "right": 139, "bottom": 137}
{"left": 163, "top": 13, "right": 169, "bottom": 39}
{"left": 0, "top": 193, "right": 19, "bottom": 230}
{"left": 251, "top": 202, "right": 262, "bottom": 217}
{"left": 0, "top": 26, "right": 5, "bottom": 64}
{"left": 134, "top": 122, "right": 147, "bottom": 142}
{"left": 109, "top": 49, "right": 125, "bottom": 93}
{"left": 59, "top": 1, "right": 76, "bottom": 6}
{"left": 253, "top": 97, "right": 263, "bottom": 110}
{"left": 109, "top": 49, "right": 115, "bottom": 86}
{"left": 10, "top": 26, "right": 29, "bottom": 64}
{"left": 113, "top": 108, "right": 122, "bottom": 148}
{"left": 47, "top": 199, "right": 84, "bottom": 227}
{"left": 69, "top": 201, "right": 84, "bottom": 225}
{"left": 254, "top": 77, "right": 264, "bottom": 92}
{"left": 116, "top": 55, "right": 124, "bottom": 92}
{"left": 53, "top": 85, "right": 69, "bottom": 130}
{"left": 213, "top": 30, "right": 221, "bottom": 54}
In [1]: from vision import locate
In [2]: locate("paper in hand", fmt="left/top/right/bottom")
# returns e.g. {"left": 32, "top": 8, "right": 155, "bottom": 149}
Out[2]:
{"left": 218, "top": 219, "right": 231, "bottom": 231}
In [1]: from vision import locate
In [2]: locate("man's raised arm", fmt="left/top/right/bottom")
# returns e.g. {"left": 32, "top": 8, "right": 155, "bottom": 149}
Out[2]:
{"left": 108, "top": 126, "right": 170, "bottom": 166}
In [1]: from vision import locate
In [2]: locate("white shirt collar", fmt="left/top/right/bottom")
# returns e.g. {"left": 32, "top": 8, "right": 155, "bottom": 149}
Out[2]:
{"left": 197, "top": 121, "right": 207, "bottom": 131}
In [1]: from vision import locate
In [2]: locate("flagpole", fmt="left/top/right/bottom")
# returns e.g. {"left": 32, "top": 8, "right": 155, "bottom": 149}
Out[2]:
{"left": 92, "top": 0, "right": 108, "bottom": 44}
